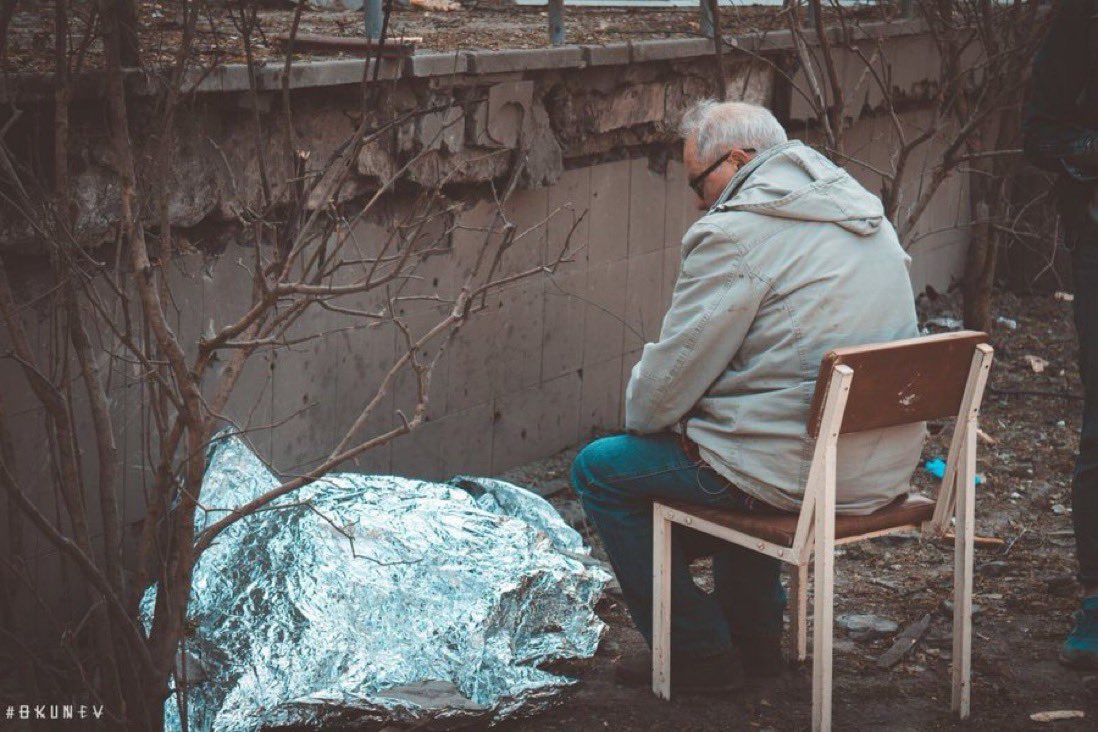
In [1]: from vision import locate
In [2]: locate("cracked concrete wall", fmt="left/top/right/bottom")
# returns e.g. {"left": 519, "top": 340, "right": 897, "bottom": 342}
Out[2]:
{"left": 0, "top": 53, "right": 770, "bottom": 253}
{"left": 1, "top": 31, "right": 969, "bottom": 615}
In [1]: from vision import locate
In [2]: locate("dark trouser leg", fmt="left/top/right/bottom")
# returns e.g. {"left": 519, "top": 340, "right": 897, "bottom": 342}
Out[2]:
{"left": 712, "top": 545, "right": 785, "bottom": 642}
{"left": 675, "top": 528, "right": 785, "bottom": 672}
{"left": 1073, "top": 239, "right": 1098, "bottom": 588}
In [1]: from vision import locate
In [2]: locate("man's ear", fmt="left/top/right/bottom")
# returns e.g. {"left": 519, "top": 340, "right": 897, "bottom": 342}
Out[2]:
{"left": 729, "top": 149, "right": 754, "bottom": 167}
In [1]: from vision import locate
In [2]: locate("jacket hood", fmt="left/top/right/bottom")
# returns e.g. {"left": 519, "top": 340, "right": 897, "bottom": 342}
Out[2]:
{"left": 712, "top": 140, "right": 885, "bottom": 236}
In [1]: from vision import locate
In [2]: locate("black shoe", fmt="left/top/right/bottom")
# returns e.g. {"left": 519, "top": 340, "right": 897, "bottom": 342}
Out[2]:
{"left": 735, "top": 633, "right": 785, "bottom": 677}
{"left": 614, "top": 648, "right": 744, "bottom": 695}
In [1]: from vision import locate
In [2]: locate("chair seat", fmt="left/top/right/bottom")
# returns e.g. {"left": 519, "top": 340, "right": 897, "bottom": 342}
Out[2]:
{"left": 659, "top": 492, "right": 936, "bottom": 548}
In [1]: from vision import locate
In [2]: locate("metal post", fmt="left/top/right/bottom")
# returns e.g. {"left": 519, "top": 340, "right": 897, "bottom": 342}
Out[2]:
{"left": 699, "top": 0, "right": 715, "bottom": 39}
{"left": 708, "top": 0, "right": 726, "bottom": 100}
{"left": 365, "top": 0, "right": 384, "bottom": 39}
{"left": 549, "top": 0, "right": 565, "bottom": 46}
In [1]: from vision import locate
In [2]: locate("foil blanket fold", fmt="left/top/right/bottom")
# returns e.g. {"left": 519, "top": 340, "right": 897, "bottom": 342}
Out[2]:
{"left": 144, "top": 436, "right": 609, "bottom": 730}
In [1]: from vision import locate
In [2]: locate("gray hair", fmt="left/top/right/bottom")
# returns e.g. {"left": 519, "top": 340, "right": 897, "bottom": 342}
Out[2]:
{"left": 679, "top": 100, "right": 788, "bottom": 162}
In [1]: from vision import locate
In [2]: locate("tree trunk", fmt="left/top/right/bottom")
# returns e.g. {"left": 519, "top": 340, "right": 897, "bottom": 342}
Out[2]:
{"left": 99, "top": 0, "right": 179, "bottom": 726}
{"left": 118, "top": 0, "right": 140, "bottom": 67}
{"left": 962, "top": 200, "right": 995, "bottom": 330}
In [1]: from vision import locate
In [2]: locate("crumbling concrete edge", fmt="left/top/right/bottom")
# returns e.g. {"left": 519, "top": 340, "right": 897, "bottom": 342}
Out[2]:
{"left": 0, "top": 18, "right": 929, "bottom": 103}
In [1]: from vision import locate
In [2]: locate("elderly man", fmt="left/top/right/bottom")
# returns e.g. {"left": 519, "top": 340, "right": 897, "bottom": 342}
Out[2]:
{"left": 571, "top": 100, "right": 925, "bottom": 693}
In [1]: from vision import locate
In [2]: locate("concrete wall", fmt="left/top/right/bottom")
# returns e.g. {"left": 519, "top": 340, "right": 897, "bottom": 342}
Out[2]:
{"left": 351, "top": 155, "right": 701, "bottom": 479}
{"left": 179, "top": 113, "right": 969, "bottom": 488}
{"left": 794, "top": 108, "right": 971, "bottom": 293}
{"left": 0, "top": 20, "right": 968, "bottom": 619}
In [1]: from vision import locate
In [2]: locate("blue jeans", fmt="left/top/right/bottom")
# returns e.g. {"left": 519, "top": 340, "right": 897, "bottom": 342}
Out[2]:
{"left": 571, "top": 432, "right": 785, "bottom": 657}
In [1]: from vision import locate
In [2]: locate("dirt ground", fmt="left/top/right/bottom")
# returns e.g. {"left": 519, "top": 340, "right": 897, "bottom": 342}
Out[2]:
{"left": 4, "top": 1, "right": 897, "bottom": 72}
{"left": 0, "top": 285, "right": 1090, "bottom": 730}
{"left": 494, "top": 290, "right": 1098, "bottom": 731}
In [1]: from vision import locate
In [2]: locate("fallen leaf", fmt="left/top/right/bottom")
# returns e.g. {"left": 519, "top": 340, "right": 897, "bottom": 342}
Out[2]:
{"left": 1024, "top": 354, "right": 1048, "bottom": 373}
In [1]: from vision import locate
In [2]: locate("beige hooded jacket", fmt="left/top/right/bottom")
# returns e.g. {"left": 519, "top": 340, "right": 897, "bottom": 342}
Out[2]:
{"left": 624, "top": 140, "right": 925, "bottom": 515}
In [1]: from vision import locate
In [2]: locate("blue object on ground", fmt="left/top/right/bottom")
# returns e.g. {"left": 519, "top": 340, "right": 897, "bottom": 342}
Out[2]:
{"left": 923, "top": 457, "right": 983, "bottom": 485}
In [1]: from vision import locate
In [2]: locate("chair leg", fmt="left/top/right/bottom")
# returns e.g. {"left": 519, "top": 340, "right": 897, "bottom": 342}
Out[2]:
{"left": 652, "top": 505, "right": 672, "bottom": 700}
{"left": 951, "top": 426, "right": 976, "bottom": 719}
{"left": 812, "top": 458, "right": 837, "bottom": 731}
{"left": 811, "top": 548, "right": 835, "bottom": 730}
{"left": 790, "top": 562, "right": 809, "bottom": 662}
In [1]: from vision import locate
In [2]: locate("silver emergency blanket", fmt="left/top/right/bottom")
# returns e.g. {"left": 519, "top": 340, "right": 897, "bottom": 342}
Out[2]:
{"left": 143, "top": 435, "right": 609, "bottom": 731}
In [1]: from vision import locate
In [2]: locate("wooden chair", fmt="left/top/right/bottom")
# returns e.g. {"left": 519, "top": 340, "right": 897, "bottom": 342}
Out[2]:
{"left": 651, "top": 331, "right": 993, "bottom": 731}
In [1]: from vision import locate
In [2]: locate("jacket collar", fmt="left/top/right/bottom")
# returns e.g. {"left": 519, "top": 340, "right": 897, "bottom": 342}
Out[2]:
{"left": 711, "top": 139, "right": 804, "bottom": 211}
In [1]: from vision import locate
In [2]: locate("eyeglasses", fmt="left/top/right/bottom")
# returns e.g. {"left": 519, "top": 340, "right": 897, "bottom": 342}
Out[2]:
{"left": 688, "top": 148, "right": 756, "bottom": 198}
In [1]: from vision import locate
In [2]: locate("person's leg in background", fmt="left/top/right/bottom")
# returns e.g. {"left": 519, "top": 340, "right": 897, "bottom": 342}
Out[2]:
{"left": 1064, "top": 229, "right": 1098, "bottom": 668}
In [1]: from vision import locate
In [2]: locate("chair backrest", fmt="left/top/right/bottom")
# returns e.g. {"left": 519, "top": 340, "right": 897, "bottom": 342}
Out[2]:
{"left": 806, "top": 331, "right": 990, "bottom": 438}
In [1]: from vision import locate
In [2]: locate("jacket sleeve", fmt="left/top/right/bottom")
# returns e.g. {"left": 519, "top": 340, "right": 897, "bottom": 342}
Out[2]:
{"left": 1023, "top": 0, "right": 1098, "bottom": 178}
{"left": 624, "top": 223, "right": 766, "bottom": 434}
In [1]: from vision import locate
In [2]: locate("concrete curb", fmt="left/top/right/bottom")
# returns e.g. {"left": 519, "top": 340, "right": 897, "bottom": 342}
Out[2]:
{"left": 0, "top": 18, "right": 931, "bottom": 103}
